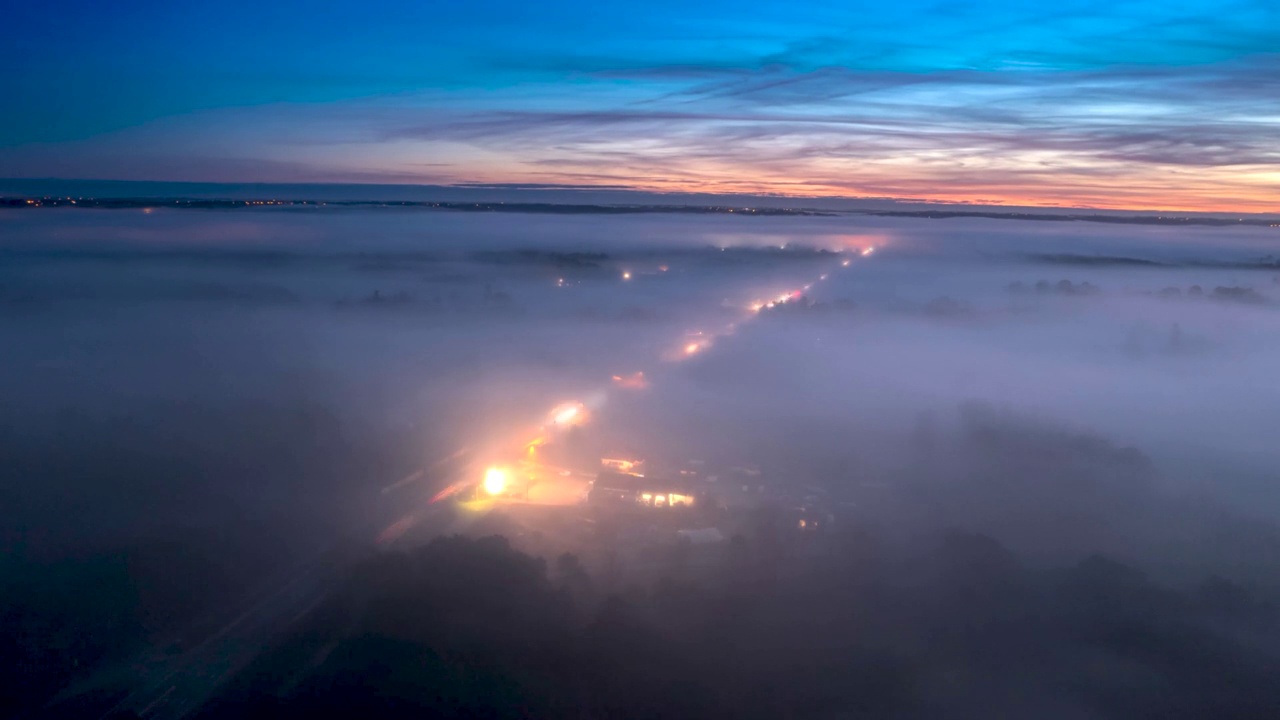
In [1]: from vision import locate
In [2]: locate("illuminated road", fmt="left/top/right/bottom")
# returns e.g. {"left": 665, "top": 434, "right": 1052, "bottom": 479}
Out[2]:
{"left": 63, "top": 241, "right": 877, "bottom": 719}
{"left": 385, "top": 241, "right": 879, "bottom": 521}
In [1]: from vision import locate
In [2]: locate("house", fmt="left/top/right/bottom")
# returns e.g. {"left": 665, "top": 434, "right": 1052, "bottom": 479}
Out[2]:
{"left": 589, "top": 468, "right": 698, "bottom": 508}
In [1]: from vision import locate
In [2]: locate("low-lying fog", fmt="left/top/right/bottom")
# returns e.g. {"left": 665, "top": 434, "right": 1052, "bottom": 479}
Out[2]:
{"left": 4, "top": 206, "right": 1280, "bottom": 716}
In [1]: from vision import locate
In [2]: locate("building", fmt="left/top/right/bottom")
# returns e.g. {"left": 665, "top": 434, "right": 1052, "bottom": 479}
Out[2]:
{"left": 589, "top": 468, "right": 699, "bottom": 508}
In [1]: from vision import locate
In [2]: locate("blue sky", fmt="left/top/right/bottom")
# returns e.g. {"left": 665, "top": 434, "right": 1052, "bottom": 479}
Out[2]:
{"left": 2, "top": 0, "right": 1277, "bottom": 210}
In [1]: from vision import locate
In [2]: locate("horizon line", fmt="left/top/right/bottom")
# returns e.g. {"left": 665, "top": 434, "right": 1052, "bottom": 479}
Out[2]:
{"left": 0, "top": 177, "right": 1276, "bottom": 219}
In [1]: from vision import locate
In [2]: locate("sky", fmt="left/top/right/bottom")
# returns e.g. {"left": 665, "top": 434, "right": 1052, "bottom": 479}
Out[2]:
{"left": 1, "top": 0, "right": 1277, "bottom": 211}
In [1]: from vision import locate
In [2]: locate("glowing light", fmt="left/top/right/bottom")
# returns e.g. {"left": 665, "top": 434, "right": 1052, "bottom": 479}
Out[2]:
{"left": 556, "top": 277, "right": 566, "bottom": 287}
{"left": 612, "top": 372, "right": 648, "bottom": 389}
{"left": 622, "top": 271, "right": 632, "bottom": 280}
{"left": 819, "top": 274, "right": 828, "bottom": 281}
{"left": 684, "top": 342, "right": 701, "bottom": 355}
{"left": 551, "top": 402, "right": 585, "bottom": 426}
{"left": 841, "top": 259, "right": 851, "bottom": 267}
{"left": 483, "top": 467, "right": 509, "bottom": 495}
{"left": 658, "top": 265, "right": 669, "bottom": 272}
{"left": 862, "top": 247, "right": 875, "bottom": 256}
{"left": 749, "top": 302, "right": 765, "bottom": 313}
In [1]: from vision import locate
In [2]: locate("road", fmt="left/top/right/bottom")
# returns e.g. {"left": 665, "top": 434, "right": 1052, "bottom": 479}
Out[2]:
{"left": 45, "top": 245, "right": 873, "bottom": 718}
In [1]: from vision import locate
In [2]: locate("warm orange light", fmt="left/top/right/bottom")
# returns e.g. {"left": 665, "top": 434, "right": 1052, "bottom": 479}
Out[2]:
{"left": 658, "top": 265, "right": 669, "bottom": 272}
{"left": 440, "top": 160, "right": 1280, "bottom": 213}
{"left": 862, "top": 247, "right": 875, "bottom": 256}
{"left": 622, "top": 271, "right": 632, "bottom": 280}
{"left": 684, "top": 342, "right": 701, "bottom": 355}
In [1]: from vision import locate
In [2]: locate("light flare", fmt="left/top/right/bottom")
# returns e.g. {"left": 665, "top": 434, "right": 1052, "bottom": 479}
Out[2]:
{"left": 550, "top": 402, "right": 587, "bottom": 426}
{"left": 483, "top": 467, "right": 509, "bottom": 495}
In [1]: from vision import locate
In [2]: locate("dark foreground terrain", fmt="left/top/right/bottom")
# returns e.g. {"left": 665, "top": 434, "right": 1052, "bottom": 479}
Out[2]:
{"left": 199, "top": 530, "right": 1280, "bottom": 719}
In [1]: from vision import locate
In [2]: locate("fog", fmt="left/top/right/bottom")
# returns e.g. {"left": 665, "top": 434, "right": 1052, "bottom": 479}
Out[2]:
{"left": 4, "top": 206, "right": 1280, "bottom": 718}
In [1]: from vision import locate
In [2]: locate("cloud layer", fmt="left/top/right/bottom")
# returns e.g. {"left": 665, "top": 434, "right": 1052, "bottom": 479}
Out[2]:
{"left": 1, "top": 0, "right": 1277, "bottom": 210}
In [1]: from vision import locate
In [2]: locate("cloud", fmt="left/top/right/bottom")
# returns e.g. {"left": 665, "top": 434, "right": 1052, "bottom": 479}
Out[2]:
{"left": 4, "top": 3, "right": 1277, "bottom": 211}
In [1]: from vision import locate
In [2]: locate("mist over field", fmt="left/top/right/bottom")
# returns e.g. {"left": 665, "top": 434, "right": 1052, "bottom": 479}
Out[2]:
{"left": 5, "top": 206, "right": 1280, "bottom": 718}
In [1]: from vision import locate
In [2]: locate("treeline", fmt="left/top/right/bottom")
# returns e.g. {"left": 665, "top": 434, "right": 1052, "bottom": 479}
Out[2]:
{"left": 197, "top": 529, "right": 1280, "bottom": 719}
{"left": 0, "top": 198, "right": 827, "bottom": 216}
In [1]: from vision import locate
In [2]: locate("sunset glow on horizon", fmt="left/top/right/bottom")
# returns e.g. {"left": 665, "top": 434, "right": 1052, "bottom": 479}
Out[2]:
{"left": 1, "top": 1, "right": 1277, "bottom": 213}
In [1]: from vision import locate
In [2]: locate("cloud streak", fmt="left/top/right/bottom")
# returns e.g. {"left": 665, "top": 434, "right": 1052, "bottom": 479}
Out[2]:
{"left": 1, "top": 1, "right": 1277, "bottom": 211}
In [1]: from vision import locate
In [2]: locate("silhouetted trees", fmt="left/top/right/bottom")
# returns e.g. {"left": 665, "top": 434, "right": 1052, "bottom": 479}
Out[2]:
{"left": 190, "top": 528, "right": 1280, "bottom": 720}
